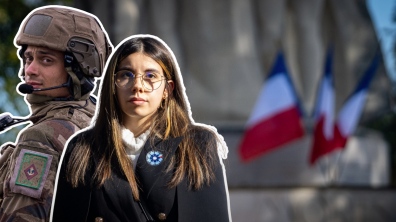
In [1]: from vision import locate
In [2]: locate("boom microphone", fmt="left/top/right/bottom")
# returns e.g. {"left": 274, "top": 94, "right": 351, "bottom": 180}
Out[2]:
{"left": 18, "top": 83, "right": 69, "bottom": 94}
{"left": 18, "top": 84, "right": 34, "bottom": 94}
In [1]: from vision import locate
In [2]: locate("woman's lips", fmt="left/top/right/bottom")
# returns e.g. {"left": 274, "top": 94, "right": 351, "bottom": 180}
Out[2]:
{"left": 130, "top": 97, "right": 146, "bottom": 105}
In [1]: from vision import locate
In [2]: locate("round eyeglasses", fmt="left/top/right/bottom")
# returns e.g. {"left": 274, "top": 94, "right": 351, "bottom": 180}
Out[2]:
{"left": 114, "top": 70, "right": 166, "bottom": 91}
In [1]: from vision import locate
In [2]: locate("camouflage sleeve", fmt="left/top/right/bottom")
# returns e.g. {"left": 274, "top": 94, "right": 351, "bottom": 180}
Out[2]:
{"left": 0, "top": 119, "right": 79, "bottom": 222}
{"left": 0, "top": 144, "right": 16, "bottom": 199}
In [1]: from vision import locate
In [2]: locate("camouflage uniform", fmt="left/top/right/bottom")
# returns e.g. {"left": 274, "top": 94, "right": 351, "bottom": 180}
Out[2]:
{"left": 0, "top": 6, "right": 112, "bottom": 222}
{"left": 0, "top": 98, "right": 95, "bottom": 222}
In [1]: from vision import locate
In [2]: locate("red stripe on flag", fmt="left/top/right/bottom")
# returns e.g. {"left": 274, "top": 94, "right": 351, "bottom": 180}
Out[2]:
{"left": 309, "top": 116, "right": 347, "bottom": 165}
{"left": 239, "top": 106, "right": 304, "bottom": 162}
{"left": 334, "top": 124, "right": 348, "bottom": 151}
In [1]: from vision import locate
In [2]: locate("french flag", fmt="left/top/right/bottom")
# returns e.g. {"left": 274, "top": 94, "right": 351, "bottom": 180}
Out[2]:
{"left": 310, "top": 51, "right": 381, "bottom": 164}
{"left": 333, "top": 51, "right": 381, "bottom": 149}
{"left": 239, "top": 52, "right": 305, "bottom": 162}
{"left": 309, "top": 49, "right": 336, "bottom": 165}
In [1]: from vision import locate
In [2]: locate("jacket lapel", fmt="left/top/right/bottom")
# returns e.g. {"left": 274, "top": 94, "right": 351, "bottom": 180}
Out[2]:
{"left": 99, "top": 136, "right": 184, "bottom": 221}
{"left": 135, "top": 136, "right": 184, "bottom": 216}
{"left": 136, "top": 136, "right": 184, "bottom": 195}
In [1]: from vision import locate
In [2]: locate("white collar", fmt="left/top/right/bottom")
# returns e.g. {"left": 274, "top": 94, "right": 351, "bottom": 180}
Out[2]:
{"left": 121, "top": 126, "right": 151, "bottom": 155}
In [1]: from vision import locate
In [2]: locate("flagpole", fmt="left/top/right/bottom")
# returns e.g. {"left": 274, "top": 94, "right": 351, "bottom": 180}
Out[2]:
{"left": 332, "top": 150, "right": 343, "bottom": 185}
{"left": 326, "top": 154, "right": 331, "bottom": 185}
{"left": 335, "top": 136, "right": 354, "bottom": 187}
{"left": 331, "top": 47, "right": 382, "bottom": 186}
{"left": 317, "top": 154, "right": 330, "bottom": 186}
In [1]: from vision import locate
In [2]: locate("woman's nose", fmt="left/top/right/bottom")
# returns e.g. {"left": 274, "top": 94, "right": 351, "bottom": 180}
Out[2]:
{"left": 131, "top": 76, "right": 144, "bottom": 93}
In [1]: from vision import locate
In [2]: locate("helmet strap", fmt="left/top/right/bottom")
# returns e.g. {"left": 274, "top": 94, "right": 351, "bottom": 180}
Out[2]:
{"left": 65, "top": 66, "right": 81, "bottom": 100}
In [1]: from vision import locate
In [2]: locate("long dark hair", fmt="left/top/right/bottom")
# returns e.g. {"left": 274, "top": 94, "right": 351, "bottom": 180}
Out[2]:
{"left": 67, "top": 36, "right": 217, "bottom": 201}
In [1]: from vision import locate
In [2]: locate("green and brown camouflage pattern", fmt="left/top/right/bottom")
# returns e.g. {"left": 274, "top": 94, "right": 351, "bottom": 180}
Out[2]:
{"left": 0, "top": 99, "right": 95, "bottom": 222}
{"left": 16, "top": 7, "right": 113, "bottom": 78}
{"left": 0, "top": 144, "right": 15, "bottom": 199}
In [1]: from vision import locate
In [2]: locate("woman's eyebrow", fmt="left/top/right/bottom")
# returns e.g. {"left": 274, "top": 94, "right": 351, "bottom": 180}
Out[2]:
{"left": 116, "top": 67, "right": 161, "bottom": 73}
{"left": 116, "top": 66, "right": 134, "bottom": 72}
{"left": 144, "top": 68, "right": 161, "bottom": 73}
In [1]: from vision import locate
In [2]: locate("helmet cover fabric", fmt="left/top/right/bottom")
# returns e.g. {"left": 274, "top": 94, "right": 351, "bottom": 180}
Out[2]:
{"left": 15, "top": 6, "right": 113, "bottom": 77}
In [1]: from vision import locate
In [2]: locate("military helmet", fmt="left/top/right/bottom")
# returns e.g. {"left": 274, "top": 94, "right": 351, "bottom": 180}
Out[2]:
{"left": 15, "top": 6, "right": 113, "bottom": 100}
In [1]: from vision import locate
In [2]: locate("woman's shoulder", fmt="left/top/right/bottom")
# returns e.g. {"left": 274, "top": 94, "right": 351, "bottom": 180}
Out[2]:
{"left": 66, "top": 128, "right": 94, "bottom": 154}
{"left": 188, "top": 125, "right": 216, "bottom": 140}
{"left": 187, "top": 125, "right": 218, "bottom": 153}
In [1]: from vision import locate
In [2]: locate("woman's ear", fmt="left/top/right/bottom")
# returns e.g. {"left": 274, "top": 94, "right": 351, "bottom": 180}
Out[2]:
{"left": 164, "top": 80, "right": 175, "bottom": 98}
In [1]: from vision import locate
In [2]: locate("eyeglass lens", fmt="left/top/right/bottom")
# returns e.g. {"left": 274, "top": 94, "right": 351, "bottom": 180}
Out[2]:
{"left": 115, "top": 70, "right": 164, "bottom": 90}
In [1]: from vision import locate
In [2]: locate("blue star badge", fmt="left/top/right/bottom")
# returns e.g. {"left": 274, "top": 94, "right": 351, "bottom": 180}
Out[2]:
{"left": 146, "top": 151, "right": 163, "bottom": 166}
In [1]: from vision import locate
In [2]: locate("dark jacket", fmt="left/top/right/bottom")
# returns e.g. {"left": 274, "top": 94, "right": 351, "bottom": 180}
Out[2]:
{"left": 52, "top": 129, "right": 230, "bottom": 222}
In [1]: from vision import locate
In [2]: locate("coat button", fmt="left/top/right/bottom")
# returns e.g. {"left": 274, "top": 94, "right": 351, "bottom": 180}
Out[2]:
{"left": 158, "top": 213, "right": 166, "bottom": 220}
{"left": 95, "top": 217, "right": 104, "bottom": 222}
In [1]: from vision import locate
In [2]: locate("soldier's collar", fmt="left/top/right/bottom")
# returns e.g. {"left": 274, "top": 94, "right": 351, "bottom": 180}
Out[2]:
{"left": 27, "top": 94, "right": 90, "bottom": 123}
{"left": 26, "top": 93, "right": 89, "bottom": 104}
{"left": 26, "top": 94, "right": 58, "bottom": 104}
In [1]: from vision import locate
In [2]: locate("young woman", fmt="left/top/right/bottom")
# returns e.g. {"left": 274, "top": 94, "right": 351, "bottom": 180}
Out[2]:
{"left": 52, "top": 35, "right": 231, "bottom": 222}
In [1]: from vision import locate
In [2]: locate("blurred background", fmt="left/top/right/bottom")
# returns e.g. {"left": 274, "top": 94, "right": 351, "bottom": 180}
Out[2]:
{"left": 1, "top": 0, "right": 396, "bottom": 221}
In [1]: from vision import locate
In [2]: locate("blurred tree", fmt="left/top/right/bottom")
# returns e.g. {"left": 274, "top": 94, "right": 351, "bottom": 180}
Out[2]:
{"left": 365, "top": 112, "right": 396, "bottom": 186}
{"left": 365, "top": 5, "right": 396, "bottom": 186}
{"left": 394, "top": 5, "right": 396, "bottom": 71}
{"left": 0, "top": 0, "right": 73, "bottom": 145}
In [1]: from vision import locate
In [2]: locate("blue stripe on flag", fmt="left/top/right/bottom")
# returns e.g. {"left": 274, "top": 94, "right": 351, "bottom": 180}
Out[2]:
{"left": 268, "top": 52, "right": 305, "bottom": 117}
{"left": 354, "top": 51, "right": 381, "bottom": 94}
{"left": 324, "top": 46, "right": 334, "bottom": 79}
{"left": 313, "top": 47, "right": 334, "bottom": 118}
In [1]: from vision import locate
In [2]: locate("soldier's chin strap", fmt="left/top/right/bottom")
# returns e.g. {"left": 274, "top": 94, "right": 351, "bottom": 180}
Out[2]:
{"left": 64, "top": 54, "right": 95, "bottom": 101}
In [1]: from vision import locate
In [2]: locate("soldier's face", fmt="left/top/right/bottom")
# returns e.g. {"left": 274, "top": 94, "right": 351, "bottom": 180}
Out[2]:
{"left": 24, "top": 46, "right": 70, "bottom": 98}
{"left": 115, "top": 52, "right": 174, "bottom": 127}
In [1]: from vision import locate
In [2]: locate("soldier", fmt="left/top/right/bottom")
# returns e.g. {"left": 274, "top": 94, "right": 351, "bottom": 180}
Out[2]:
{"left": 0, "top": 6, "right": 112, "bottom": 222}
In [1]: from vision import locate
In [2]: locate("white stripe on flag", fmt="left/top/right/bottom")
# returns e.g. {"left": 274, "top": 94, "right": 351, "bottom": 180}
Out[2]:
{"left": 337, "top": 89, "right": 367, "bottom": 137}
{"left": 316, "top": 75, "right": 335, "bottom": 140}
{"left": 246, "top": 74, "right": 295, "bottom": 128}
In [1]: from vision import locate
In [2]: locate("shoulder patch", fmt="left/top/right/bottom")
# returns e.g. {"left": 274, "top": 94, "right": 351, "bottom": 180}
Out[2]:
{"left": 10, "top": 148, "right": 53, "bottom": 199}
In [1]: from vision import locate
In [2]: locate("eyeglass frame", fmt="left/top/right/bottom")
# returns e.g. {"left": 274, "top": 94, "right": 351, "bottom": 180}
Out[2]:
{"left": 113, "top": 70, "right": 167, "bottom": 91}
